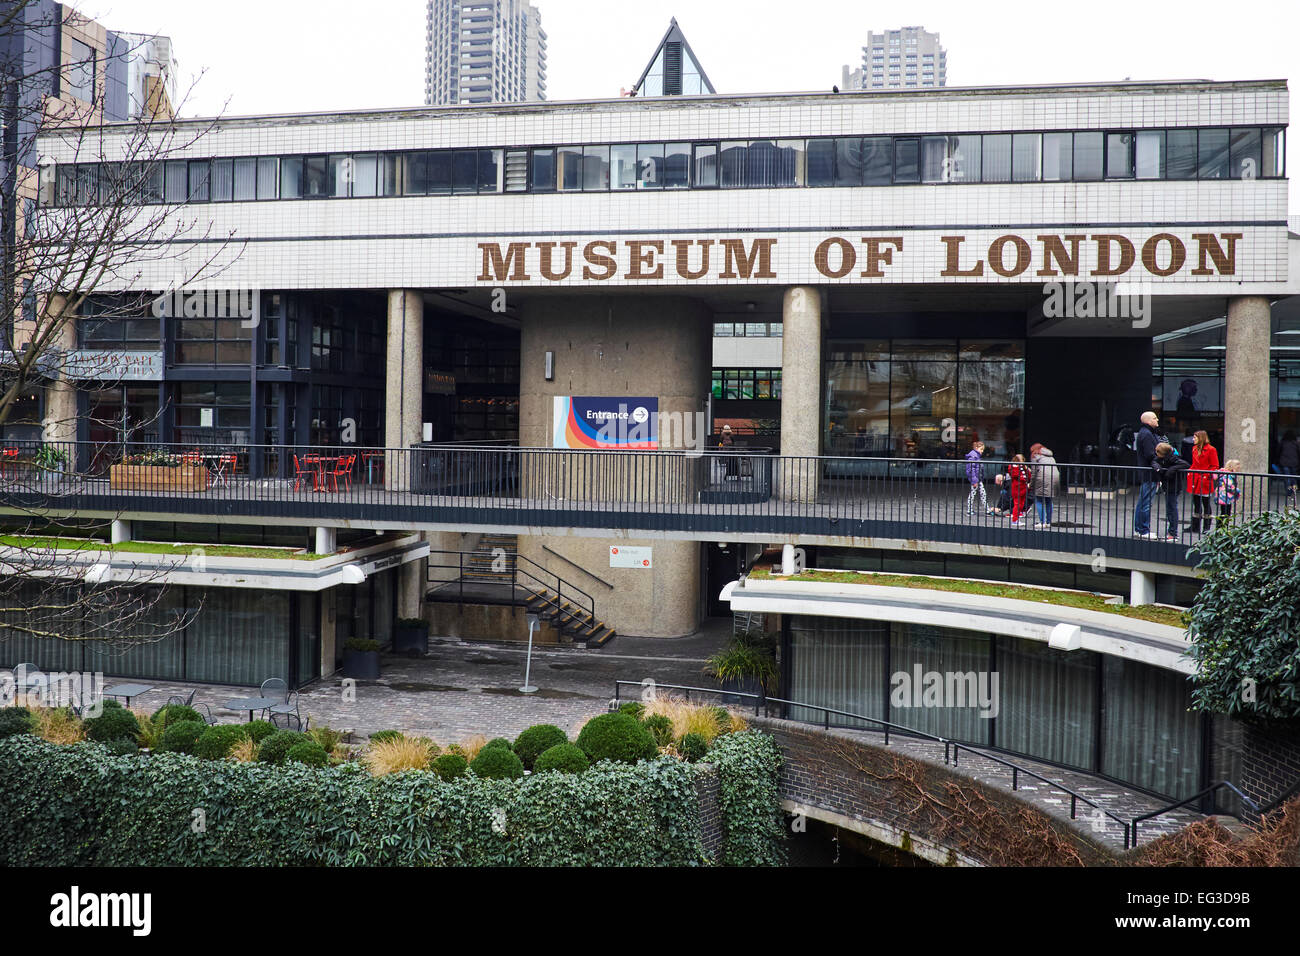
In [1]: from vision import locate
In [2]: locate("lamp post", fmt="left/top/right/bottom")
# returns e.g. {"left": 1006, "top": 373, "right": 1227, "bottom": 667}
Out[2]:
{"left": 520, "top": 612, "right": 539, "bottom": 694}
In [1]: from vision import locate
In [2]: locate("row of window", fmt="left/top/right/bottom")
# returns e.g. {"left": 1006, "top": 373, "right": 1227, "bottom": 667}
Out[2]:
{"left": 713, "top": 322, "right": 783, "bottom": 338}
{"left": 712, "top": 368, "right": 783, "bottom": 401}
{"left": 47, "top": 124, "right": 1287, "bottom": 206}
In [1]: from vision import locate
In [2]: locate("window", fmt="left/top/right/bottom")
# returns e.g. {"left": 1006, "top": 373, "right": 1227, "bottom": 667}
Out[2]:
{"left": 1167, "top": 129, "right": 1197, "bottom": 180}
{"left": 982, "top": 134, "right": 1012, "bottom": 183}
{"left": 1229, "top": 128, "right": 1261, "bottom": 180}
{"left": 280, "top": 157, "right": 303, "bottom": 199}
{"left": 920, "top": 136, "right": 947, "bottom": 183}
{"left": 863, "top": 137, "right": 893, "bottom": 184}
{"left": 257, "top": 158, "right": 279, "bottom": 199}
{"left": 302, "top": 155, "right": 329, "bottom": 197}
{"left": 746, "top": 140, "right": 779, "bottom": 188}
{"left": 210, "top": 159, "right": 233, "bottom": 201}
{"left": 893, "top": 138, "right": 919, "bottom": 183}
{"left": 834, "top": 138, "right": 863, "bottom": 186}
{"left": 532, "top": 148, "right": 556, "bottom": 191}
{"left": 233, "top": 158, "right": 257, "bottom": 200}
{"left": 610, "top": 144, "right": 636, "bottom": 190}
{"left": 1135, "top": 131, "right": 1164, "bottom": 179}
{"left": 946, "top": 135, "right": 980, "bottom": 183}
{"left": 557, "top": 147, "right": 582, "bottom": 191}
{"left": 807, "top": 139, "right": 835, "bottom": 187}
{"left": 171, "top": 317, "right": 253, "bottom": 365}
{"left": 664, "top": 142, "right": 691, "bottom": 188}
{"left": 353, "top": 154, "right": 378, "bottom": 197}
{"left": 65, "top": 36, "right": 95, "bottom": 101}
{"left": 187, "top": 161, "right": 210, "bottom": 201}
{"left": 774, "top": 140, "right": 804, "bottom": 187}
{"left": 637, "top": 143, "right": 664, "bottom": 189}
{"left": 580, "top": 146, "right": 608, "bottom": 191}
{"left": 693, "top": 143, "right": 718, "bottom": 187}
{"left": 1012, "top": 134, "right": 1041, "bottom": 181}
{"left": 164, "top": 161, "right": 188, "bottom": 202}
{"left": 1197, "top": 128, "right": 1230, "bottom": 179}
{"left": 328, "top": 154, "right": 352, "bottom": 197}
{"left": 1106, "top": 132, "right": 1133, "bottom": 179}
{"left": 1073, "top": 132, "right": 1104, "bottom": 181}
{"left": 1262, "top": 128, "right": 1285, "bottom": 177}
{"left": 720, "top": 141, "right": 746, "bottom": 187}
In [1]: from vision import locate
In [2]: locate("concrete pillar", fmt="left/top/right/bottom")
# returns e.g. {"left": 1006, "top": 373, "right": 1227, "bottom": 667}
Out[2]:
{"left": 779, "top": 286, "right": 822, "bottom": 502}
{"left": 385, "top": 290, "right": 424, "bottom": 490}
{"left": 319, "top": 590, "right": 337, "bottom": 677}
{"left": 43, "top": 293, "right": 77, "bottom": 446}
{"left": 398, "top": 558, "right": 423, "bottom": 618}
{"left": 315, "top": 526, "right": 336, "bottom": 555}
{"left": 1223, "top": 296, "right": 1271, "bottom": 478}
{"left": 110, "top": 520, "right": 131, "bottom": 544}
{"left": 1130, "top": 569, "right": 1155, "bottom": 606}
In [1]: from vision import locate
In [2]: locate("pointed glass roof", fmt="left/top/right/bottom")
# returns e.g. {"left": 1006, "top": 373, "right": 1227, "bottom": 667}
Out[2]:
{"left": 632, "top": 18, "right": 715, "bottom": 97}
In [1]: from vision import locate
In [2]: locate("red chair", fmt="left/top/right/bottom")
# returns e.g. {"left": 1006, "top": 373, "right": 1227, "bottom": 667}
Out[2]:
{"left": 292, "top": 454, "right": 320, "bottom": 492}
{"left": 326, "top": 454, "right": 356, "bottom": 493}
{"left": 0, "top": 448, "right": 18, "bottom": 478}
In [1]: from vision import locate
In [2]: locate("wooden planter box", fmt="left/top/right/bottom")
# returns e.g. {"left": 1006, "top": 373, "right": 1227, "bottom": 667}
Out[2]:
{"left": 109, "top": 463, "right": 208, "bottom": 492}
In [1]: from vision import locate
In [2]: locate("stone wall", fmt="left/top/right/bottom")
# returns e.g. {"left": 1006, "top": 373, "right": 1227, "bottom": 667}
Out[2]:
{"left": 1240, "top": 719, "right": 1300, "bottom": 808}
{"left": 695, "top": 764, "right": 723, "bottom": 864}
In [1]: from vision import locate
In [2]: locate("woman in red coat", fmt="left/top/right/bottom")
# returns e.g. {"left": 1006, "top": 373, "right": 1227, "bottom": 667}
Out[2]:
{"left": 1187, "top": 430, "right": 1219, "bottom": 534}
{"left": 1008, "top": 454, "right": 1031, "bottom": 526}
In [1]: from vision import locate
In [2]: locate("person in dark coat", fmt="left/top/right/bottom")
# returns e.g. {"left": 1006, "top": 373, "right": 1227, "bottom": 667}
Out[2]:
{"left": 1152, "top": 442, "right": 1190, "bottom": 540}
{"left": 1133, "top": 411, "right": 1162, "bottom": 538}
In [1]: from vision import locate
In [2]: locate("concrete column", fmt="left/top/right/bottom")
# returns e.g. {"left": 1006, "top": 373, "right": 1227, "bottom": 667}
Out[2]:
{"left": 1223, "top": 296, "right": 1271, "bottom": 478}
{"left": 1130, "top": 569, "right": 1155, "bottom": 606}
{"left": 779, "top": 286, "right": 822, "bottom": 503}
{"left": 43, "top": 293, "right": 77, "bottom": 446}
{"left": 110, "top": 520, "right": 131, "bottom": 544}
{"left": 385, "top": 290, "right": 424, "bottom": 490}
{"left": 398, "top": 558, "right": 423, "bottom": 618}
{"left": 319, "top": 591, "right": 337, "bottom": 677}
{"left": 315, "top": 526, "right": 336, "bottom": 555}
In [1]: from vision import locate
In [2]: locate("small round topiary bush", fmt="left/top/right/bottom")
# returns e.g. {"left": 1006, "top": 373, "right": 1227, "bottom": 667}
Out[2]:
{"left": 431, "top": 752, "right": 468, "bottom": 781}
{"left": 285, "top": 740, "right": 329, "bottom": 767}
{"left": 193, "top": 724, "right": 249, "bottom": 760}
{"left": 484, "top": 737, "right": 514, "bottom": 753}
{"left": 83, "top": 699, "right": 142, "bottom": 744}
{"left": 643, "top": 713, "right": 674, "bottom": 748}
{"left": 0, "top": 707, "right": 34, "bottom": 738}
{"left": 258, "top": 730, "right": 308, "bottom": 764}
{"left": 368, "top": 730, "right": 404, "bottom": 746}
{"left": 618, "top": 701, "right": 646, "bottom": 720}
{"left": 575, "top": 712, "right": 658, "bottom": 765}
{"left": 104, "top": 737, "right": 139, "bottom": 756}
{"left": 533, "top": 742, "right": 589, "bottom": 774}
{"left": 677, "top": 733, "right": 708, "bottom": 763}
{"left": 468, "top": 745, "right": 525, "bottom": 780}
{"left": 161, "top": 719, "right": 206, "bottom": 755}
{"left": 512, "top": 724, "right": 567, "bottom": 770}
{"left": 244, "top": 720, "right": 277, "bottom": 744}
{"left": 152, "top": 704, "right": 204, "bottom": 729}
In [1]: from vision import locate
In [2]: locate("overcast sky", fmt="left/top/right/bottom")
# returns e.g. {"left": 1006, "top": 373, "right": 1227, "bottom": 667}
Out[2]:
{"left": 78, "top": 0, "right": 1298, "bottom": 204}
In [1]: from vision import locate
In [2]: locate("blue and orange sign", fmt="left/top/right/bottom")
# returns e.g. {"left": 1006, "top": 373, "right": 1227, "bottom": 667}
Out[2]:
{"left": 552, "top": 397, "right": 658, "bottom": 449}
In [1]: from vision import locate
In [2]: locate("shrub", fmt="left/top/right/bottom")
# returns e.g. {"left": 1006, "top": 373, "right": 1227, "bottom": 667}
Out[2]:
{"left": 618, "top": 701, "right": 646, "bottom": 720}
{"left": 645, "top": 697, "right": 730, "bottom": 744}
{"left": 643, "top": 713, "right": 674, "bottom": 748}
{"left": 704, "top": 640, "right": 778, "bottom": 691}
{"left": 228, "top": 737, "right": 258, "bottom": 762}
{"left": 677, "top": 733, "right": 708, "bottom": 763}
{"left": 244, "top": 720, "right": 277, "bottom": 744}
{"left": 0, "top": 707, "right": 33, "bottom": 738}
{"left": 709, "top": 730, "right": 786, "bottom": 866}
{"left": 84, "top": 701, "right": 142, "bottom": 744}
{"left": 368, "top": 730, "right": 404, "bottom": 746}
{"left": 345, "top": 638, "right": 380, "bottom": 653}
{"left": 161, "top": 720, "right": 206, "bottom": 755}
{"left": 364, "top": 737, "right": 433, "bottom": 776}
{"left": 468, "top": 745, "right": 524, "bottom": 780}
{"left": 257, "top": 730, "right": 308, "bottom": 764}
{"left": 193, "top": 724, "right": 249, "bottom": 761}
{"left": 484, "top": 737, "right": 514, "bottom": 753}
{"left": 575, "top": 712, "right": 657, "bottom": 765}
{"left": 533, "top": 743, "right": 589, "bottom": 774}
{"left": 512, "top": 724, "right": 568, "bottom": 770}
{"left": 152, "top": 704, "right": 204, "bottom": 729}
{"left": 30, "top": 707, "right": 84, "bottom": 745}
{"left": 103, "top": 737, "right": 139, "bottom": 757}
{"left": 132, "top": 710, "right": 165, "bottom": 750}
{"left": 309, "top": 726, "right": 344, "bottom": 754}
{"left": 286, "top": 741, "right": 329, "bottom": 767}
{"left": 431, "top": 752, "right": 468, "bottom": 781}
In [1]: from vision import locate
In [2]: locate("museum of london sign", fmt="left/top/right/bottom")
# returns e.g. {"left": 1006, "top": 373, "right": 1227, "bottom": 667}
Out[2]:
{"left": 476, "top": 231, "right": 1251, "bottom": 285}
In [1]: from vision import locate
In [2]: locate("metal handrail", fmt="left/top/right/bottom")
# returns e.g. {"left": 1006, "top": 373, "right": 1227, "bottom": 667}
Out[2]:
{"left": 1130, "top": 781, "right": 1261, "bottom": 844}
{"left": 612, "top": 679, "right": 1136, "bottom": 849}
{"left": 424, "top": 548, "right": 597, "bottom": 625}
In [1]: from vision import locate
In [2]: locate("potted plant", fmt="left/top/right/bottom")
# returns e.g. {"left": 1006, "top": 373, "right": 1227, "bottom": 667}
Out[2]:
{"left": 393, "top": 617, "right": 430, "bottom": 654}
{"left": 110, "top": 449, "right": 208, "bottom": 492}
{"left": 342, "top": 637, "right": 381, "bottom": 679}
{"left": 704, "top": 629, "right": 778, "bottom": 705}
{"left": 33, "top": 445, "right": 69, "bottom": 479}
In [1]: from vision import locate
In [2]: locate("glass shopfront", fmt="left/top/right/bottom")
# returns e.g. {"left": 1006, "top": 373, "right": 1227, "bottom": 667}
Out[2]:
{"left": 824, "top": 339, "right": 1025, "bottom": 459}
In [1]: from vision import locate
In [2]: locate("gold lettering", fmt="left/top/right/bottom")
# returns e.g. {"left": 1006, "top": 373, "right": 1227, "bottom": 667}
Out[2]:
{"left": 1190, "top": 233, "right": 1242, "bottom": 276}
{"left": 671, "top": 239, "right": 712, "bottom": 280}
{"left": 814, "top": 237, "right": 856, "bottom": 279}
{"left": 860, "top": 237, "right": 903, "bottom": 278}
{"left": 1092, "top": 234, "right": 1135, "bottom": 277}
{"left": 537, "top": 241, "right": 577, "bottom": 281}
{"left": 719, "top": 238, "right": 777, "bottom": 279}
{"left": 476, "top": 242, "right": 531, "bottom": 282}
{"left": 988, "top": 235, "right": 1031, "bottom": 278}
{"left": 1035, "top": 234, "right": 1086, "bottom": 277}
{"left": 582, "top": 240, "right": 617, "bottom": 281}
{"left": 625, "top": 240, "right": 665, "bottom": 280}
{"left": 940, "top": 236, "right": 983, "bottom": 277}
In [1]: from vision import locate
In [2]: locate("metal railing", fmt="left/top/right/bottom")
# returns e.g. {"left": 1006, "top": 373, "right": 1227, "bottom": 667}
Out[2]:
{"left": 0, "top": 440, "right": 1291, "bottom": 567}
{"left": 425, "top": 548, "right": 597, "bottom": 625}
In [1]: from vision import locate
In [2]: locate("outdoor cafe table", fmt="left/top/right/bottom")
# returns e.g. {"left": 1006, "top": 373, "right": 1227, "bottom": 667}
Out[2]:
{"left": 103, "top": 682, "right": 154, "bottom": 707}
{"left": 222, "top": 696, "right": 282, "bottom": 722}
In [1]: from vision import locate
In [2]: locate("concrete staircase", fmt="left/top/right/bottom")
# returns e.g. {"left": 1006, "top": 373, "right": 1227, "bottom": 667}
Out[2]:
{"left": 461, "top": 533, "right": 517, "bottom": 584}
{"left": 524, "top": 589, "right": 616, "bottom": 648}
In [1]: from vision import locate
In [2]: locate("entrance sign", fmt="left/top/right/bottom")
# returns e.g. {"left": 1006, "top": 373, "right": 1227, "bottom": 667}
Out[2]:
{"left": 553, "top": 397, "right": 658, "bottom": 449}
{"left": 610, "top": 546, "right": 652, "bottom": 569}
{"left": 63, "top": 350, "right": 164, "bottom": 382}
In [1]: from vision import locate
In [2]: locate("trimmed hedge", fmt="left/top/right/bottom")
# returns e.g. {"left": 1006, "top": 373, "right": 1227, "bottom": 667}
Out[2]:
{"left": 194, "top": 725, "right": 248, "bottom": 761}
{"left": 469, "top": 746, "right": 525, "bottom": 780}
{"left": 576, "top": 713, "right": 657, "bottom": 765}
{"left": 512, "top": 724, "right": 567, "bottom": 770}
{"left": 258, "top": 730, "right": 308, "bottom": 765}
{"left": 0, "top": 735, "right": 718, "bottom": 866}
{"left": 286, "top": 741, "right": 329, "bottom": 767}
{"left": 431, "top": 753, "right": 468, "bottom": 781}
{"left": 245, "top": 720, "right": 277, "bottom": 744}
{"left": 152, "top": 704, "right": 204, "bottom": 728}
{"left": 484, "top": 737, "right": 514, "bottom": 753}
{"left": 161, "top": 720, "right": 206, "bottom": 755}
{"left": 533, "top": 743, "right": 589, "bottom": 775}
{"left": 708, "top": 731, "right": 786, "bottom": 866}
{"left": 83, "top": 700, "right": 141, "bottom": 744}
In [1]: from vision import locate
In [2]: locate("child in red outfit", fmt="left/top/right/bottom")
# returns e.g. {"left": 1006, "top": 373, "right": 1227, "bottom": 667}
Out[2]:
{"left": 1009, "top": 454, "right": 1030, "bottom": 525}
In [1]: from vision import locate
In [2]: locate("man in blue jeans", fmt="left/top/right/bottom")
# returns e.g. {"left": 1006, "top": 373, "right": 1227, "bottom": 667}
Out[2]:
{"left": 1133, "top": 411, "right": 1161, "bottom": 538}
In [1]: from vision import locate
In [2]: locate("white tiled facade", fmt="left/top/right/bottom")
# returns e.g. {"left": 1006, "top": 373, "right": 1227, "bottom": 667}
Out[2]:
{"left": 37, "top": 80, "right": 1292, "bottom": 296}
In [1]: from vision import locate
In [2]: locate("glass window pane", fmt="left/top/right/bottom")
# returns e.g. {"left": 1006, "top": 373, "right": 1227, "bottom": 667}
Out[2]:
{"left": 1012, "top": 133, "right": 1041, "bottom": 181}
{"left": 610, "top": 144, "right": 637, "bottom": 190}
{"left": 452, "top": 150, "right": 478, "bottom": 193}
{"left": 303, "top": 155, "right": 328, "bottom": 197}
{"left": 693, "top": 143, "right": 717, "bottom": 187}
{"left": 280, "top": 157, "right": 303, "bottom": 199}
{"left": 1197, "top": 128, "right": 1230, "bottom": 179}
{"left": 140, "top": 161, "right": 162, "bottom": 202}
{"left": 1135, "top": 131, "right": 1164, "bottom": 179}
{"left": 835, "top": 138, "right": 864, "bottom": 186}
{"left": 164, "top": 160, "right": 188, "bottom": 202}
{"left": 1106, "top": 132, "right": 1133, "bottom": 178}
{"left": 947, "top": 134, "right": 980, "bottom": 183}
{"left": 920, "top": 136, "right": 946, "bottom": 183}
{"left": 427, "top": 151, "right": 451, "bottom": 194}
{"left": 257, "top": 157, "right": 278, "bottom": 199}
{"left": 353, "top": 154, "right": 378, "bottom": 197}
{"left": 664, "top": 142, "right": 691, "bottom": 188}
{"left": 982, "top": 134, "right": 1011, "bottom": 182}
{"left": 478, "top": 148, "right": 501, "bottom": 192}
{"left": 1167, "top": 129, "right": 1197, "bottom": 180}
{"left": 532, "top": 148, "right": 556, "bottom": 191}
{"left": 187, "top": 161, "right": 209, "bottom": 201}
{"left": 720, "top": 141, "right": 747, "bottom": 187}
{"left": 807, "top": 138, "right": 835, "bottom": 186}
{"left": 1042, "top": 132, "right": 1072, "bottom": 181}
{"left": 1262, "top": 128, "right": 1284, "bottom": 177}
{"left": 233, "top": 157, "right": 256, "bottom": 200}
{"left": 637, "top": 143, "right": 664, "bottom": 189}
{"left": 746, "top": 140, "right": 777, "bottom": 187}
{"left": 380, "top": 154, "right": 400, "bottom": 195}
{"left": 328, "top": 154, "right": 351, "bottom": 197}
{"left": 1229, "top": 128, "right": 1261, "bottom": 180}
{"left": 210, "top": 159, "right": 233, "bottom": 201}
{"left": 557, "top": 147, "right": 583, "bottom": 191}
{"left": 1073, "top": 132, "right": 1103, "bottom": 181}
{"left": 893, "top": 138, "right": 919, "bottom": 183}
{"left": 774, "top": 140, "right": 804, "bottom": 186}
{"left": 581, "top": 145, "right": 608, "bottom": 191}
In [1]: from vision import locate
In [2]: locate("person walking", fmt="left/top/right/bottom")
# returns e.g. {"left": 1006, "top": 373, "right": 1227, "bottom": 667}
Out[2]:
{"left": 1133, "top": 411, "right": 1163, "bottom": 539}
{"left": 718, "top": 424, "right": 738, "bottom": 480}
{"left": 1151, "top": 442, "right": 1190, "bottom": 541}
{"left": 1186, "top": 430, "right": 1219, "bottom": 534}
{"left": 1215, "top": 459, "right": 1242, "bottom": 528}
{"left": 1008, "top": 454, "right": 1031, "bottom": 526}
{"left": 1279, "top": 429, "right": 1300, "bottom": 506}
{"left": 1029, "top": 443, "right": 1060, "bottom": 528}
{"left": 964, "top": 441, "right": 992, "bottom": 515}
